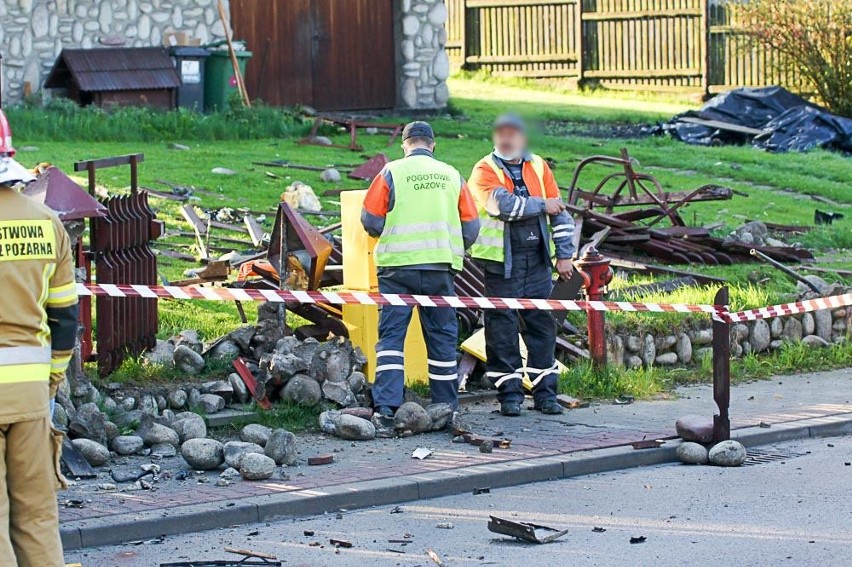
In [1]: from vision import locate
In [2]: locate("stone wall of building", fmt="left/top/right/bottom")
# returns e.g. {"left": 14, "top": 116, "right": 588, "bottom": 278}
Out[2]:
{"left": 0, "top": 0, "right": 448, "bottom": 110}
{"left": 0, "top": 0, "right": 229, "bottom": 106}
{"left": 397, "top": 0, "right": 450, "bottom": 110}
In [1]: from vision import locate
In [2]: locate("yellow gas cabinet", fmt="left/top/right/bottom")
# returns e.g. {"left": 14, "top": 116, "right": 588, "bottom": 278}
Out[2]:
{"left": 340, "top": 190, "right": 429, "bottom": 385}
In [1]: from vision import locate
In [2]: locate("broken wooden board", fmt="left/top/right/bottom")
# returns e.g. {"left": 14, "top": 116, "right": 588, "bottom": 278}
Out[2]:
{"left": 488, "top": 515, "right": 570, "bottom": 544}
{"left": 244, "top": 215, "right": 265, "bottom": 247}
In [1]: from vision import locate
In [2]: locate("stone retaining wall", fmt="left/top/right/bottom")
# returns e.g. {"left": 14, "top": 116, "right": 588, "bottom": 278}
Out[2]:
{"left": 1, "top": 0, "right": 450, "bottom": 110}
{"left": 605, "top": 306, "right": 850, "bottom": 369}
{"left": 0, "top": 0, "right": 231, "bottom": 106}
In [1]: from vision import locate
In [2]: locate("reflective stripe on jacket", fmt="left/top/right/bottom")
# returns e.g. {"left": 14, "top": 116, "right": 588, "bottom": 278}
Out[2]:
{"left": 375, "top": 155, "right": 466, "bottom": 271}
{"left": 0, "top": 187, "right": 78, "bottom": 425}
{"left": 468, "top": 153, "right": 576, "bottom": 277}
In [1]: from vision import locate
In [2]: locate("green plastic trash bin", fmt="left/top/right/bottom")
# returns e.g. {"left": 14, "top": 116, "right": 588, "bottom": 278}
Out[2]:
{"left": 204, "top": 50, "right": 252, "bottom": 112}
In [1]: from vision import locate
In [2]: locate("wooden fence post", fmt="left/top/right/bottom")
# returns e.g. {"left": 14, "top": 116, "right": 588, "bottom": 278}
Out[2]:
{"left": 460, "top": 0, "right": 468, "bottom": 68}
{"left": 700, "top": 0, "right": 711, "bottom": 97}
{"left": 575, "top": 0, "right": 584, "bottom": 87}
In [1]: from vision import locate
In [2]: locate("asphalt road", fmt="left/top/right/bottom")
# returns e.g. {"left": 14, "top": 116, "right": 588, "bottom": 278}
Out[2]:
{"left": 67, "top": 435, "right": 852, "bottom": 567}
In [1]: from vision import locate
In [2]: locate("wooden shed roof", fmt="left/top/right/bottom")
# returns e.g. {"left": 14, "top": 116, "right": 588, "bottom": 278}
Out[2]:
{"left": 45, "top": 47, "right": 181, "bottom": 92}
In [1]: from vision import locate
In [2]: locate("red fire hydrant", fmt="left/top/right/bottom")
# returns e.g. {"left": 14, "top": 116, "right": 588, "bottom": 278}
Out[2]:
{"left": 575, "top": 246, "right": 613, "bottom": 368}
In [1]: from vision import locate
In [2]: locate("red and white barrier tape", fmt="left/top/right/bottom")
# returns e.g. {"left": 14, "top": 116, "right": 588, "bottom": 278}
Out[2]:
{"left": 74, "top": 283, "right": 852, "bottom": 323}
{"left": 724, "top": 293, "right": 852, "bottom": 323}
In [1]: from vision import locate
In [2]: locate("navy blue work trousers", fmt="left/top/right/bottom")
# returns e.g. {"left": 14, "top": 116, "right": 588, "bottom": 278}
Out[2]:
{"left": 481, "top": 250, "right": 559, "bottom": 405}
{"left": 372, "top": 269, "right": 460, "bottom": 410}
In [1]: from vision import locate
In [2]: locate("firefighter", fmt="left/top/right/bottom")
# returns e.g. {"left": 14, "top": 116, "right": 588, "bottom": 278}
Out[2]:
{"left": 468, "top": 114, "right": 575, "bottom": 416}
{"left": 361, "top": 121, "right": 480, "bottom": 420}
{"left": 0, "top": 109, "right": 78, "bottom": 567}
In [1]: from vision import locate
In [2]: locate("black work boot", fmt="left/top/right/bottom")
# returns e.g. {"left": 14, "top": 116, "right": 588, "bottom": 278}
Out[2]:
{"left": 535, "top": 399, "right": 564, "bottom": 415}
{"left": 500, "top": 401, "right": 522, "bottom": 417}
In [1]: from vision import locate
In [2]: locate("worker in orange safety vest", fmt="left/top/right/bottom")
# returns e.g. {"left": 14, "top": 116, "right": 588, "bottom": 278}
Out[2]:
{"left": 0, "top": 109, "right": 78, "bottom": 567}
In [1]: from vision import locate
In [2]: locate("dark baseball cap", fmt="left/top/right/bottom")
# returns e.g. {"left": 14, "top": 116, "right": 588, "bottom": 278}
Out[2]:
{"left": 402, "top": 121, "right": 434, "bottom": 141}
{"left": 493, "top": 113, "right": 527, "bottom": 133}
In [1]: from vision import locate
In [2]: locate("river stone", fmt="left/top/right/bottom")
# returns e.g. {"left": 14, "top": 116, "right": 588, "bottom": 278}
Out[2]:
{"left": 53, "top": 403, "right": 69, "bottom": 428}
{"left": 676, "top": 442, "right": 709, "bottom": 465}
{"left": 172, "top": 414, "right": 207, "bottom": 443}
{"left": 168, "top": 389, "right": 187, "bottom": 410}
{"left": 96, "top": 416, "right": 113, "bottom": 440}
{"left": 782, "top": 318, "right": 803, "bottom": 342}
{"left": 625, "top": 335, "right": 641, "bottom": 352}
{"left": 655, "top": 352, "right": 678, "bottom": 366}
{"left": 69, "top": 402, "right": 108, "bottom": 445}
{"left": 394, "top": 402, "right": 433, "bottom": 433}
{"left": 281, "top": 375, "right": 322, "bottom": 406}
{"left": 640, "top": 334, "right": 656, "bottom": 366}
{"left": 348, "top": 371, "right": 367, "bottom": 394}
{"left": 320, "top": 168, "right": 341, "bottom": 183}
{"left": 146, "top": 339, "right": 175, "bottom": 365}
{"left": 333, "top": 414, "right": 376, "bottom": 441}
{"left": 181, "top": 439, "right": 224, "bottom": 470}
{"left": 202, "top": 380, "right": 234, "bottom": 403}
{"left": 240, "top": 453, "right": 276, "bottom": 480}
{"left": 197, "top": 394, "right": 226, "bottom": 414}
{"left": 174, "top": 345, "right": 205, "bottom": 374}
{"left": 749, "top": 319, "right": 771, "bottom": 352}
{"left": 801, "top": 335, "right": 831, "bottom": 348}
{"left": 676, "top": 333, "right": 692, "bottom": 363}
{"left": 240, "top": 424, "right": 272, "bottom": 446}
{"left": 265, "top": 429, "right": 298, "bottom": 466}
{"left": 815, "top": 310, "right": 832, "bottom": 341}
{"left": 224, "top": 441, "right": 265, "bottom": 469}
{"left": 655, "top": 335, "right": 677, "bottom": 351}
{"left": 690, "top": 328, "right": 713, "bottom": 345}
{"left": 732, "top": 323, "right": 749, "bottom": 343}
{"left": 142, "top": 423, "right": 179, "bottom": 447}
{"left": 769, "top": 340, "right": 783, "bottom": 350}
{"left": 111, "top": 435, "right": 144, "bottom": 455}
{"left": 322, "top": 380, "right": 356, "bottom": 407}
{"left": 801, "top": 312, "right": 815, "bottom": 336}
{"left": 319, "top": 410, "right": 339, "bottom": 435}
{"left": 770, "top": 317, "right": 783, "bottom": 338}
{"left": 229, "top": 373, "right": 249, "bottom": 403}
{"left": 310, "top": 340, "right": 353, "bottom": 383}
{"left": 71, "top": 439, "right": 110, "bottom": 467}
{"left": 708, "top": 440, "right": 747, "bottom": 467}
{"left": 151, "top": 443, "right": 177, "bottom": 458}
{"left": 112, "top": 409, "right": 143, "bottom": 429}
{"left": 625, "top": 355, "right": 642, "bottom": 369}
{"left": 139, "top": 394, "right": 158, "bottom": 415}
{"left": 606, "top": 335, "right": 624, "bottom": 369}
{"left": 426, "top": 403, "right": 454, "bottom": 431}
{"left": 675, "top": 414, "right": 714, "bottom": 443}
{"left": 208, "top": 339, "right": 240, "bottom": 360}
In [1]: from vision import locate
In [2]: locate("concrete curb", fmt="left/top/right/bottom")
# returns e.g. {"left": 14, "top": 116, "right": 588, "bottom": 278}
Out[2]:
{"left": 60, "top": 412, "right": 852, "bottom": 550}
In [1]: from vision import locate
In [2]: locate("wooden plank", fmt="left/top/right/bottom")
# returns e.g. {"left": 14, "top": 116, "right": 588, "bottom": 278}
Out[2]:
{"left": 678, "top": 116, "right": 762, "bottom": 135}
{"left": 465, "top": 53, "right": 578, "bottom": 64}
{"left": 244, "top": 215, "right": 265, "bottom": 247}
{"left": 467, "top": 0, "right": 576, "bottom": 7}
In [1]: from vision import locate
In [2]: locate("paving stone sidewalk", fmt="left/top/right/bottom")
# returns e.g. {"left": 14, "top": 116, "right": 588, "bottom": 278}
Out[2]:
{"left": 59, "top": 368, "right": 852, "bottom": 527}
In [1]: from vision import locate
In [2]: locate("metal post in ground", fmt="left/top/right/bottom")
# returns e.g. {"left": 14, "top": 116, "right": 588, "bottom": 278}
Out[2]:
{"left": 575, "top": 246, "right": 613, "bottom": 368}
{"left": 712, "top": 286, "right": 731, "bottom": 442}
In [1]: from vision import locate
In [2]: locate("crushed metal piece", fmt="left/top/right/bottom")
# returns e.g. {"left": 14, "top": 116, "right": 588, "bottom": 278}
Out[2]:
{"left": 487, "top": 516, "right": 569, "bottom": 544}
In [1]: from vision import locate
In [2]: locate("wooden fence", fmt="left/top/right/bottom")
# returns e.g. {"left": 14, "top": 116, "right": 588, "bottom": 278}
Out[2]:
{"left": 446, "top": 0, "right": 797, "bottom": 94}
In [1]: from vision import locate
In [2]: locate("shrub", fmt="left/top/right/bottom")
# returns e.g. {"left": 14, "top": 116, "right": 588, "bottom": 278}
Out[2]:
{"left": 736, "top": 0, "right": 852, "bottom": 116}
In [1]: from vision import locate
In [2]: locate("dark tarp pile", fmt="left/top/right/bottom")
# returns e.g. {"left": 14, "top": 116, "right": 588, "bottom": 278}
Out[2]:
{"left": 653, "top": 86, "right": 852, "bottom": 154}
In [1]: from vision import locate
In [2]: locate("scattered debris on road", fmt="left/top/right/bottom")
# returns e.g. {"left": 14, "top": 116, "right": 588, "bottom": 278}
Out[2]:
{"left": 487, "top": 515, "right": 569, "bottom": 544}
{"left": 630, "top": 536, "right": 647, "bottom": 544}
{"left": 412, "top": 447, "right": 433, "bottom": 460}
{"left": 426, "top": 548, "right": 446, "bottom": 566}
{"left": 307, "top": 454, "right": 335, "bottom": 466}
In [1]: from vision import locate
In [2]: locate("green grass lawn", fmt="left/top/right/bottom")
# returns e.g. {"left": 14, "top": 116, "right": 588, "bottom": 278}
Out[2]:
{"left": 13, "top": 76, "right": 851, "bottom": 348}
